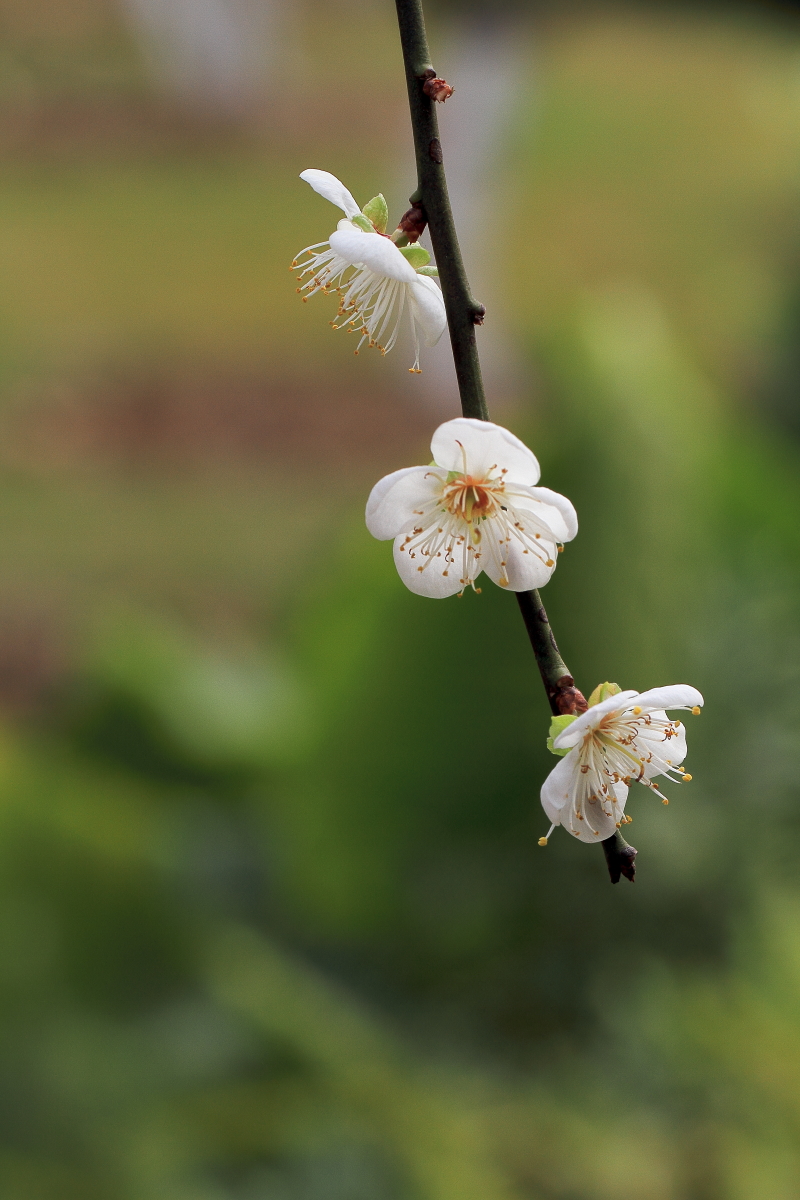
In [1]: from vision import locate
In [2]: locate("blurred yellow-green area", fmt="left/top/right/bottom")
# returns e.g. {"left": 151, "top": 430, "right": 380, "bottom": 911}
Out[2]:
{"left": 0, "top": 0, "right": 799, "bottom": 1196}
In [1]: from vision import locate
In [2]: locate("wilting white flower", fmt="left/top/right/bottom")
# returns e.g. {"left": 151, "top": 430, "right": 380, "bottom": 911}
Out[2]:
{"left": 292, "top": 169, "right": 446, "bottom": 372}
{"left": 366, "top": 417, "right": 577, "bottom": 597}
{"left": 539, "top": 685, "right": 704, "bottom": 845}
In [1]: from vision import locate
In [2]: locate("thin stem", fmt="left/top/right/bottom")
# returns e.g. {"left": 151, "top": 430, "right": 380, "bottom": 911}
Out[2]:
{"left": 394, "top": 0, "right": 635, "bottom": 881}
{"left": 395, "top": 0, "right": 487, "bottom": 421}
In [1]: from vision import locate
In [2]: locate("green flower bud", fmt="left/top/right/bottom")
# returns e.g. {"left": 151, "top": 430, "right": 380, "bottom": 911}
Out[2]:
{"left": 587, "top": 682, "right": 622, "bottom": 707}
{"left": 547, "top": 713, "right": 577, "bottom": 757}
{"left": 362, "top": 194, "right": 389, "bottom": 234}
{"left": 398, "top": 244, "right": 431, "bottom": 269}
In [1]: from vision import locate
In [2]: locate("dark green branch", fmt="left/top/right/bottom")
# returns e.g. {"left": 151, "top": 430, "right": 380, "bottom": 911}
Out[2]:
{"left": 394, "top": 0, "right": 636, "bottom": 882}
{"left": 395, "top": 0, "right": 487, "bottom": 421}
{"left": 515, "top": 591, "right": 581, "bottom": 716}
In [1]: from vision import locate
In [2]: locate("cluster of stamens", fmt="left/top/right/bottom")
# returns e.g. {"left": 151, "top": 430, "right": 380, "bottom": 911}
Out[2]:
{"left": 292, "top": 236, "right": 423, "bottom": 371}
{"left": 396, "top": 459, "right": 560, "bottom": 593}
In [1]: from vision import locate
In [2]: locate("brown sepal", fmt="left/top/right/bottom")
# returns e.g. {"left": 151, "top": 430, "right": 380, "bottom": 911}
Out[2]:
{"left": 551, "top": 675, "right": 588, "bottom": 715}
{"left": 396, "top": 201, "right": 427, "bottom": 243}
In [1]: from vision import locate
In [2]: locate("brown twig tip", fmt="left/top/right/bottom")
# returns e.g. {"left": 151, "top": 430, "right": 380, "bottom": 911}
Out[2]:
{"left": 602, "top": 833, "right": 638, "bottom": 884}
{"left": 551, "top": 675, "right": 588, "bottom": 715}
{"left": 397, "top": 200, "right": 427, "bottom": 243}
{"left": 471, "top": 304, "right": 486, "bottom": 326}
{"left": 423, "top": 76, "right": 455, "bottom": 102}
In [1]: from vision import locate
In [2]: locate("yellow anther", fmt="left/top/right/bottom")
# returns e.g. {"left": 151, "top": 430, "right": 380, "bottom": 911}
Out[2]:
{"left": 682, "top": 773, "right": 692, "bottom": 782}
{"left": 662, "top": 798, "right": 669, "bottom": 805}
{"left": 633, "top": 706, "right": 642, "bottom": 715}
{"left": 692, "top": 706, "right": 701, "bottom": 715}
{"left": 545, "top": 559, "right": 555, "bottom": 567}
{"left": 615, "top": 821, "right": 621, "bottom": 828}
{"left": 538, "top": 837, "right": 548, "bottom": 847}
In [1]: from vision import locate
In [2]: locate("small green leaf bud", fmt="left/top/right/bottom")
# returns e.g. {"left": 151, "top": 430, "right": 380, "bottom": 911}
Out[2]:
{"left": 350, "top": 213, "right": 374, "bottom": 233}
{"left": 362, "top": 194, "right": 389, "bottom": 234}
{"left": 415, "top": 265, "right": 439, "bottom": 276}
{"left": 547, "top": 713, "right": 577, "bottom": 756}
{"left": 398, "top": 244, "right": 431, "bottom": 269}
{"left": 587, "top": 682, "right": 622, "bottom": 708}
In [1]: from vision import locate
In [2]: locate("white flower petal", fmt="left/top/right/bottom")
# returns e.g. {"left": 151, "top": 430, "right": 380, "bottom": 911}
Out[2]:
{"left": 392, "top": 532, "right": 465, "bottom": 598}
{"left": 329, "top": 228, "right": 417, "bottom": 282}
{"left": 541, "top": 751, "right": 580, "bottom": 825}
{"left": 481, "top": 528, "right": 557, "bottom": 592}
{"left": 629, "top": 685, "right": 704, "bottom": 713}
{"left": 409, "top": 274, "right": 447, "bottom": 347}
{"left": 299, "top": 169, "right": 360, "bottom": 219}
{"left": 637, "top": 713, "right": 688, "bottom": 778}
{"left": 552, "top": 691, "right": 640, "bottom": 749}
{"left": 430, "top": 418, "right": 541, "bottom": 484}
{"left": 510, "top": 487, "right": 578, "bottom": 543}
{"left": 579, "top": 792, "right": 621, "bottom": 842}
{"left": 612, "top": 780, "right": 629, "bottom": 812}
{"left": 365, "top": 466, "right": 441, "bottom": 541}
{"left": 541, "top": 753, "right": 624, "bottom": 844}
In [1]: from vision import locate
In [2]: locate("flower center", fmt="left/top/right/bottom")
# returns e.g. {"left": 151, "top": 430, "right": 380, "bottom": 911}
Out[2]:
{"left": 440, "top": 474, "right": 502, "bottom": 525}
{"left": 581, "top": 713, "right": 646, "bottom": 781}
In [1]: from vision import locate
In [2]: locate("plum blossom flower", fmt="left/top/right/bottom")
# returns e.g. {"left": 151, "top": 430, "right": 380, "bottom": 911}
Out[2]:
{"left": 366, "top": 417, "right": 578, "bottom": 597}
{"left": 292, "top": 169, "right": 446, "bottom": 372}
{"left": 539, "top": 685, "right": 704, "bottom": 845}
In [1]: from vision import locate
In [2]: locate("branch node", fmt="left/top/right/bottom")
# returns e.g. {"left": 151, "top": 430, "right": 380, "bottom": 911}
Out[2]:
{"left": 428, "top": 137, "right": 443, "bottom": 164}
{"left": 471, "top": 304, "right": 486, "bottom": 326}
{"left": 417, "top": 66, "right": 437, "bottom": 80}
{"left": 550, "top": 675, "right": 588, "bottom": 715}
{"left": 423, "top": 76, "right": 455, "bottom": 102}
{"left": 396, "top": 200, "right": 427, "bottom": 243}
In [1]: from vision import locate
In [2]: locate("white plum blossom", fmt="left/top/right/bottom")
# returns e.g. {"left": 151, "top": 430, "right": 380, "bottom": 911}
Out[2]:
{"left": 539, "top": 685, "right": 704, "bottom": 845}
{"left": 366, "top": 417, "right": 578, "bottom": 598}
{"left": 292, "top": 169, "right": 446, "bottom": 372}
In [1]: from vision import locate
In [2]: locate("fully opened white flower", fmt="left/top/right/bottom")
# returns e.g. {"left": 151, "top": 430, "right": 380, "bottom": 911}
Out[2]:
{"left": 292, "top": 169, "right": 446, "bottom": 372}
{"left": 539, "top": 685, "right": 704, "bottom": 844}
{"left": 366, "top": 417, "right": 578, "bottom": 598}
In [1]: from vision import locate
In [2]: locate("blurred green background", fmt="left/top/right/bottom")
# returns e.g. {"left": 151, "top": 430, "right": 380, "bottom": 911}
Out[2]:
{"left": 0, "top": 0, "right": 798, "bottom": 1196}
